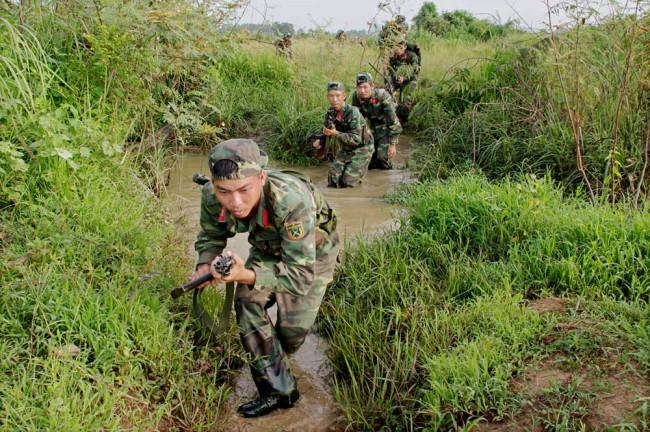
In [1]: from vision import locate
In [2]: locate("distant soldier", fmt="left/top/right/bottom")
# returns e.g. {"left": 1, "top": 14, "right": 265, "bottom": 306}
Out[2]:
{"left": 274, "top": 34, "right": 293, "bottom": 59}
{"left": 379, "top": 14, "right": 409, "bottom": 51}
{"left": 351, "top": 72, "right": 402, "bottom": 170}
{"left": 335, "top": 30, "right": 346, "bottom": 42}
{"left": 313, "top": 81, "right": 374, "bottom": 188}
{"left": 388, "top": 39, "right": 420, "bottom": 127}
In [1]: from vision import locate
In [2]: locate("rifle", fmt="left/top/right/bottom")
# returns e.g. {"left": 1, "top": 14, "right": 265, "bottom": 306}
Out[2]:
{"left": 308, "top": 111, "right": 336, "bottom": 160}
{"left": 368, "top": 62, "right": 395, "bottom": 96}
{"left": 170, "top": 254, "right": 234, "bottom": 300}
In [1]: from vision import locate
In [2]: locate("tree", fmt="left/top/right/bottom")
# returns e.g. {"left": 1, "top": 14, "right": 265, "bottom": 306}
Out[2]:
{"left": 413, "top": 2, "right": 438, "bottom": 31}
{"left": 272, "top": 22, "right": 295, "bottom": 37}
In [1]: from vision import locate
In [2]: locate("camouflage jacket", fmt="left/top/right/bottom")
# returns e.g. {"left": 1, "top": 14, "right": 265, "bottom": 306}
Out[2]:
{"left": 389, "top": 50, "right": 420, "bottom": 86}
{"left": 350, "top": 88, "right": 402, "bottom": 143}
{"left": 194, "top": 171, "right": 338, "bottom": 296}
{"left": 324, "top": 103, "right": 373, "bottom": 151}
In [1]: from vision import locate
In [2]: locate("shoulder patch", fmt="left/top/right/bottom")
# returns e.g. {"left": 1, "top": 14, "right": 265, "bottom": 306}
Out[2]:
{"left": 284, "top": 221, "right": 306, "bottom": 240}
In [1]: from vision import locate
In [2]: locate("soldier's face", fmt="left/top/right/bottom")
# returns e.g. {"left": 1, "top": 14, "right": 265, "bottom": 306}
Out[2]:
{"left": 213, "top": 171, "right": 266, "bottom": 219}
{"left": 394, "top": 44, "right": 407, "bottom": 55}
{"left": 327, "top": 90, "right": 345, "bottom": 111}
{"left": 356, "top": 82, "right": 373, "bottom": 99}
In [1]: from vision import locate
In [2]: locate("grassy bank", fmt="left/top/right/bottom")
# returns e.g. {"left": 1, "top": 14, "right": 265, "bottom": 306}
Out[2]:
{"left": 321, "top": 174, "right": 649, "bottom": 430}
{"left": 3, "top": 0, "right": 649, "bottom": 430}
{"left": 0, "top": 8, "right": 238, "bottom": 430}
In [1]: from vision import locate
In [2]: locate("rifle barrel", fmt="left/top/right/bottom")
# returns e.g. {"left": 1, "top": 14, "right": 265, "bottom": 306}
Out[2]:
{"left": 170, "top": 272, "right": 214, "bottom": 299}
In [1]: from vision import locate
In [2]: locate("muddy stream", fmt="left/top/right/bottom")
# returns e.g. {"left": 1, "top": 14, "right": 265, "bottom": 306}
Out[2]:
{"left": 167, "top": 137, "right": 412, "bottom": 431}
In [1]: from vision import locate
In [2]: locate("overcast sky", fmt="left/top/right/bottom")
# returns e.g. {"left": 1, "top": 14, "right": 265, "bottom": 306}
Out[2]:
{"left": 235, "top": 0, "right": 564, "bottom": 32}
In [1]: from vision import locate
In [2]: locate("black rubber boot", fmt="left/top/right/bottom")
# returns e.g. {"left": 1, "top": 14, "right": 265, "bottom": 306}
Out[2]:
{"left": 237, "top": 389, "right": 301, "bottom": 418}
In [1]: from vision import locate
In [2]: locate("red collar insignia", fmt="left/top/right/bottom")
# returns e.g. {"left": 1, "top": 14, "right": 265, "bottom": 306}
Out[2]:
{"left": 262, "top": 208, "right": 271, "bottom": 227}
{"left": 218, "top": 207, "right": 227, "bottom": 223}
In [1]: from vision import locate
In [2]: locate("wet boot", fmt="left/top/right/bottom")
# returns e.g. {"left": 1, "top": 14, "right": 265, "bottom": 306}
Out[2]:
{"left": 237, "top": 389, "right": 300, "bottom": 418}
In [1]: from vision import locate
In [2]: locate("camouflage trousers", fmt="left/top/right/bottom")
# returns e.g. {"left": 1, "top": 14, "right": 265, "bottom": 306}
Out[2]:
{"left": 369, "top": 134, "right": 395, "bottom": 170}
{"left": 234, "top": 230, "right": 340, "bottom": 397}
{"left": 395, "top": 80, "right": 418, "bottom": 125}
{"left": 328, "top": 143, "right": 373, "bottom": 188}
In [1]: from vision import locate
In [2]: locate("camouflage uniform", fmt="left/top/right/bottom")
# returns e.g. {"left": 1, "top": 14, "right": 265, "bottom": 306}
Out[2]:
{"left": 389, "top": 45, "right": 420, "bottom": 125}
{"left": 323, "top": 102, "right": 374, "bottom": 187}
{"left": 274, "top": 35, "right": 292, "bottom": 59}
{"left": 195, "top": 141, "right": 340, "bottom": 400}
{"left": 351, "top": 85, "right": 402, "bottom": 170}
{"left": 379, "top": 17, "right": 409, "bottom": 51}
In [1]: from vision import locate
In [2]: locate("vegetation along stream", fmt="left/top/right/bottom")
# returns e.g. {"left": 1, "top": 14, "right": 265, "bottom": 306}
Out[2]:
{"left": 1, "top": 1, "right": 648, "bottom": 431}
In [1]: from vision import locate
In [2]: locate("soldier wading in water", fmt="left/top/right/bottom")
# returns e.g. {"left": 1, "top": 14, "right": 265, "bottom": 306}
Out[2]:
{"left": 191, "top": 139, "right": 340, "bottom": 417}
{"left": 351, "top": 72, "right": 402, "bottom": 170}
{"left": 313, "top": 81, "right": 374, "bottom": 188}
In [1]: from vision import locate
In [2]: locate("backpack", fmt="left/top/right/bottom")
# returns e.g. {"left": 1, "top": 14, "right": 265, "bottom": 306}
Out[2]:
{"left": 406, "top": 41, "right": 421, "bottom": 60}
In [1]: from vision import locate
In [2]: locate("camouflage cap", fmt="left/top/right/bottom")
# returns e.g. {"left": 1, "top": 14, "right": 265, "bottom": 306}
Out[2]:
{"left": 327, "top": 81, "right": 345, "bottom": 92}
{"left": 208, "top": 139, "right": 268, "bottom": 180}
{"left": 356, "top": 72, "right": 374, "bottom": 85}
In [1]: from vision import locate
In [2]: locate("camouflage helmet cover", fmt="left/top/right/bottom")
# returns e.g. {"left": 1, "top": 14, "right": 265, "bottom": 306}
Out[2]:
{"left": 327, "top": 81, "right": 345, "bottom": 92}
{"left": 356, "top": 72, "right": 374, "bottom": 85}
{"left": 208, "top": 139, "right": 269, "bottom": 180}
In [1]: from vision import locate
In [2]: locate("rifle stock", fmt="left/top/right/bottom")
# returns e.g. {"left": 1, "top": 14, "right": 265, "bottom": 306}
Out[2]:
{"left": 308, "top": 111, "right": 335, "bottom": 159}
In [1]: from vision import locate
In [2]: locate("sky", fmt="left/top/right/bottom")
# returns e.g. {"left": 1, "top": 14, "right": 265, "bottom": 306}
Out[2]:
{"left": 234, "top": 0, "right": 564, "bottom": 32}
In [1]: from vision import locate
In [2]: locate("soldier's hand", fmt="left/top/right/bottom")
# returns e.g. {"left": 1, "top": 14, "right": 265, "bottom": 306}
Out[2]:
{"left": 323, "top": 126, "right": 338, "bottom": 137}
{"left": 192, "top": 263, "right": 216, "bottom": 289}
{"left": 388, "top": 144, "right": 397, "bottom": 159}
{"left": 313, "top": 139, "right": 322, "bottom": 148}
{"left": 212, "top": 251, "right": 256, "bottom": 286}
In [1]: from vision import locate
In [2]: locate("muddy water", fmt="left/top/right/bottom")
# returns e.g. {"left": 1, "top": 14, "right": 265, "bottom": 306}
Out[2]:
{"left": 167, "top": 137, "right": 411, "bottom": 431}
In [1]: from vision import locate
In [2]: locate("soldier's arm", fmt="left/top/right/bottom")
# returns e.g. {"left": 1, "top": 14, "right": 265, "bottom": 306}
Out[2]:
{"left": 408, "top": 54, "right": 420, "bottom": 80}
{"left": 322, "top": 108, "right": 334, "bottom": 128}
{"left": 194, "top": 183, "right": 235, "bottom": 267}
{"left": 350, "top": 92, "right": 360, "bottom": 108}
{"left": 381, "top": 91, "right": 403, "bottom": 144}
{"left": 335, "top": 109, "right": 364, "bottom": 149}
{"left": 251, "top": 189, "right": 317, "bottom": 296}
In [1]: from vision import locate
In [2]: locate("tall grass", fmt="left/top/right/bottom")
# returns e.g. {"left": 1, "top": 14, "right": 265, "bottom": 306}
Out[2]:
{"left": 321, "top": 174, "right": 650, "bottom": 430}
{"left": 411, "top": 3, "right": 650, "bottom": 204}
{"left": 0, "top": 10, "right": 235, "bottom": 430}
{"left": 201, "top": 36, "right": 493, "bottom": 163}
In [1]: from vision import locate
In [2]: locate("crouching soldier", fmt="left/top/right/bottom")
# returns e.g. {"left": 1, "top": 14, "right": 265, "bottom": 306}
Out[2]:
{"left": 191, "top": 139, "right": 340, "bottom": 417}
{"left": 313, "top": 81, "right": 374, "bottom": 187}
{"left": 351, "top": 72, "right": 402, "bottom": 169}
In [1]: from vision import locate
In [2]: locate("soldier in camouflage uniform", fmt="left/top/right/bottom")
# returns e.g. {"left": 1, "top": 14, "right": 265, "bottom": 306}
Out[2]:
{"left": 389, "top": 39, "right": 420, "bottom": 127}
{"left": 351, "top": 72, "right": 402, "bottom": 170}
{"left": 378, "top": 15, "right": 409, "bottom": 52}
{"left": 313, "top": 81, "right": 374, "bottom": 187}
{"left": 191, "top": 139, "right": 340, "bottom": 418}
{"left": 274, "top": 34, "right": 293, "bottom": 59}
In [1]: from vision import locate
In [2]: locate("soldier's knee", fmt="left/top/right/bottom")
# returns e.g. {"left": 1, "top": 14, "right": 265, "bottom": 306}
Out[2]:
{"left": 235, "top": 295, "right": 263, "bottom": 321}
{"left": 341, "top": 172, "right": 363, "bottom": 187}
{"left": 278, "top": 326, "right": 309, "bottom": 354}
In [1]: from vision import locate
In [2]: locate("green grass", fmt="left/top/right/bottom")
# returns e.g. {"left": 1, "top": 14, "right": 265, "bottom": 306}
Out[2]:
{"left": 320, "top": 174, "right": 650, "bottom": 430}
{"left": 3, "top": 1, "right": 649, "bottom": 430}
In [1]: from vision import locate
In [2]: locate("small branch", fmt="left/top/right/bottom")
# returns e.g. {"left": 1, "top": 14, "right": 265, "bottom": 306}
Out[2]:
{"left": 609, "top": 1, "right": 641, "bottom": 204}
{"left": 634, "top": 122, "right": 650, "bottom": 210}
